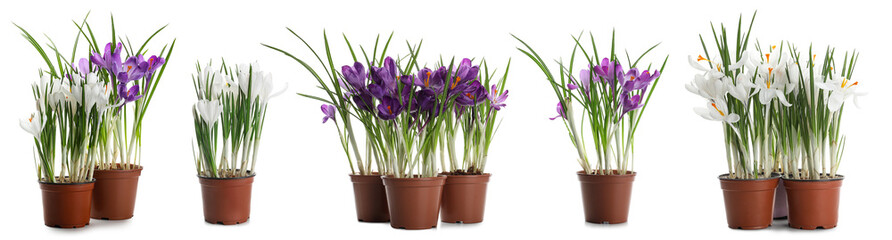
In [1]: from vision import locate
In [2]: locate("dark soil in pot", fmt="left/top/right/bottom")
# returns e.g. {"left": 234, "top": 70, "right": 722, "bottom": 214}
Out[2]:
{"left": 350, "top": 173, "right": 389, "bottom": 222}
{"left": 783, "top": 175, "right": 843, "bottom": 230}
{"left": 382, "top": 175, "right": 446, "bottom": 230}
{"left": 719, "top": 174, "right": 779, "bottom": 230}
{"left": 40, "top": 179, "right": 95, "bottom": 228}
{"left": 91, "top": 164, "right": 143, "bottom": 220}
{"left": 578, "top": 170, "right": 635, "bottom": 224}
{"left": 198, "top": 173, "right": 255, "bottom": 225}
{"left": 440, "top": 172, "right": 490, "bottom": 224}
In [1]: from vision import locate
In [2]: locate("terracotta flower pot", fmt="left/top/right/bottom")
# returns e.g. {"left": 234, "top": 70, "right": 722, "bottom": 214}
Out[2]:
{"left": 783, "top": 176, "right": 843, "bottom": 230}
{"left": 439, "top": 173, "right": 491, "bottom": 223}
{"left": 578, "top": 171, "right": 635, "bottom": 224}
{"left": 91, "top": 164, "right": 143, "bottom": 220}
{"left": 350, "top": 173, "right": 390, "bottom": 222}
{"left": 198, "top": 174, "right": 255, "bottom": 225}
{"left": 39, "top": 180, "right": 95, "bottom": 228}
{"left": 773, "top": 178, "right": 788, "bottom": 219}
{"left": 382, "top": 175, "right": 446, "bottom": 230}
{"left": 719, "top": 174, "right": 779, "bottom": 229}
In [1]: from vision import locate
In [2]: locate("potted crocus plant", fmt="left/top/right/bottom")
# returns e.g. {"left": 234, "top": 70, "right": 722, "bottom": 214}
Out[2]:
{"left": 776, "top": 44, "right": 861, "bottom": 229}
{"left": 16, "top": 20, "right": 118, "bottom": 228}
{"left": 191, "top": 61, "right": 284, "bottom": 225}
{"left": 515, "top": 32, "right": 665, "bottom": 224}
{"left": 263, "top": 32, "right": 399, "bottom": 223}
{"left": 79, "top": 17, "right": 173, "bottom": 221}
{"left": 687, "top": 13, "right": 788, "bottom": 229}
{"left": 439, "top": 59, "right": 510, "bottom": 224}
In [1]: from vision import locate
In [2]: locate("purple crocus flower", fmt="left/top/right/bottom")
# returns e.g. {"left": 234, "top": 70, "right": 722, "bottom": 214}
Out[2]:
{"left": 412, "top": 67, "right": 447, "bottom": 92}
{"left": 376, "top": 95, "right": 403, "bottom": 120}
{"left": 91, "top": 42, "right": 123, "bottom": 74}
{"left": 370, "top": 57, "right": 398, "bottom": 96}
{"left": 341, "top": 62, "right": 367, "bottom": 90}
{"left": 352, "top": 90, "right": 375, "bottom": 112}
{"left": 456, "top": 81, "right": 487, "bottom": 106}
{"left": 73, "top": 58, "right": 93, "bottom": 75}
{"left": 622, "top": 69, "right": 660, "bottom": 93}
{"left": 414, "top": 89, "right": 439, "bottom": 112}
{"left": 577, "top": 67, "right": 597, "bottom": 93}
{"left": 449, "top": 58, "right": 479, "bottom": 92}
{"left": 620, "top": 92, "right": 643, "bottom": 118}
{"left": 549, "top": 102, "right": 567, "bottom": 120}
{"left": 117, "top": 83, "right": 143, "bottom": 103}
{"left": 567, "top": 82, "right": 579, "bottom": 90}
{"left": 592, "top": 58, "right": 624, "bottom": 88}
{"left": 487, "top": 84, "right": 508, "bottom": 110}
{"left": 143, "top": 55, "right": 165, "bottom": 85}
{"left": 117, "top": 55, "right": 147, "bottom": 82}
{"left": 321, "top": 104, "right": 336, "bottom": 123}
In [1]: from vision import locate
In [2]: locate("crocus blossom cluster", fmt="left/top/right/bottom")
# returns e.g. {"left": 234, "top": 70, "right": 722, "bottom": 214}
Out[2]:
{"left": 192, "top": 61, "right": 285, "bottom": 178}
{"left": 689, "top": 14, "right": 861, "bottom": 180}
{"left": 324, "top": 57, "right": 509, "bottom": 177}
{"left": 516, "top": 32, "right": 665, "bottom": 176}
{"left": 18, "top": 18, "right": 173, "bottom": 182}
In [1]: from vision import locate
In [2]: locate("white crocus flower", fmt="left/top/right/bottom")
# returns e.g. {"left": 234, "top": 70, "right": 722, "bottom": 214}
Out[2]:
{"left": 749, "top": 47, "right": 794, "bottom": 106}
{"left": 726, "top": 73, "right": 756, "bottom": 103}
{"left": 688, "top": 55, "right": 726, "bottom": 80}
{"left": 34, "top": 75, "right": 64, "bottom": 111}
{"left": 195, "top": 99, "right": 224, "bottom": 127}
{"left": 198, "top": 67, "right": 225, "bottom": 100}
{"left": 20, "top": 113, "right": 45, "bottom": 138}
{"left": 694, "top": 98, "right": 740, "bottom": 124}
{"left": 257, "top": 71, "right": 287, "bottom": 105}
{"left": 686, "top": 74, "right": 729, "bottom": 100}
{"left": 816, "top": 75, "right": 865, "bottom": 112}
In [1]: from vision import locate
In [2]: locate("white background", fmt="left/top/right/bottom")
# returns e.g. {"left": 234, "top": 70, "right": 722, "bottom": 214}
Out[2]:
{"left": 1, "top": 0, "right": 889, "bottom": 239}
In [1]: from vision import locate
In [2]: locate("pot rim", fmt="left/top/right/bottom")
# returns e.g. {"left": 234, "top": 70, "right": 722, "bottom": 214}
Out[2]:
{"left": 197, "top": 171, "right": 256, "bottom": 180}
{"left": 38, "top": 178, "right": 96, "bottom": 185}
{"left": 576, "top": 170, "right": 636, "bottom": 176}
{"left": 381, "top": 175, "right": 447, "bottom": 181}
{"left": 717, "top": 173, "right": 780, "bottom": 181}
{"left": 439, "top": 172, "right": 492, "bottom": 177}
{"left": 94, "top": 163, "right": 144, "bottom": 171}
{"left": 782, "top": 174, "right": 845, "bottom": 182}
{"left": 348, "top": 172, "right": 383, "bottom": 177}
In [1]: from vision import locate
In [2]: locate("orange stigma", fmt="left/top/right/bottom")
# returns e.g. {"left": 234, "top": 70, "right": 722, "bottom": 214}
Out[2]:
{"left": 765, "top": 54, "right": 771, "bottom": 63}
{"left": 387, "top": 106, "right": 392, "bottom": 114}
{"left": 697, "top": 55, "right": 708, "bottom": 61}
{"left": 465, "top": 93, "right": 475, "bottom": 100}
{"left": 711, "top": 103, "right": 725, "bottom": 116}
{"left": 425, "top": 71, "right": 431, "bottom": 87}
{"left": 771, "top": 45, "right": 776, "bottom": 50}
{"left": 452, "top": 77, "right": 461, "bottom": 89}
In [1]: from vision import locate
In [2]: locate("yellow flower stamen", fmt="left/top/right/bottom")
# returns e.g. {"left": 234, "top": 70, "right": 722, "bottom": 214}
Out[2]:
{"left": 771, "top": 45, "right": 776, "bottom": 50}
{"left": 711, "top": 103, "right": 725, "bottom": 116}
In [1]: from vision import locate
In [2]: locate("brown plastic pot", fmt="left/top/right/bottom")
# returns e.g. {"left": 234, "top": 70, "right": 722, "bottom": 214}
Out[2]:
{"left": 783, "top": 176, "right": 843, "bottom": 230}
{"left": 773, "top": 178, "right": 788, "bottom": 219}
{"left": 578, "top": 171, "right": 635, "bottom": 224}
{"left": 382, "top": 175, "right": 446, "bottom": 230}
{"left": 198, "top": 174, "right": 255, "bottom": 225}
{"left": 439, "top": 173, "right": 491, "bottom": 223}
{"left": 91, "top": 164, "right": 143, "bottom": 220}
{"left": 719, "top": 174, "right": 779, "bottom": 230}
{"left": 350, "top": 173, "right": 390, "bottom": 222}
{"left": 39, "top": 180, "right": 95, "bottom": 228}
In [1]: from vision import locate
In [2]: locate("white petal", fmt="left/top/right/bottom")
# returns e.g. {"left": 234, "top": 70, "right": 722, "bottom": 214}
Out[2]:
{"left": 693, "top": 107, "right": 715, "bottom": 121}
{"left": 725, "top": 113, "right": 740, "bottom": 123}
{"left": 775, "top": 89, "right": 792, "bottom": 106}
{"left": 689, "top": 55, "right": 709, "bottom": 71}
